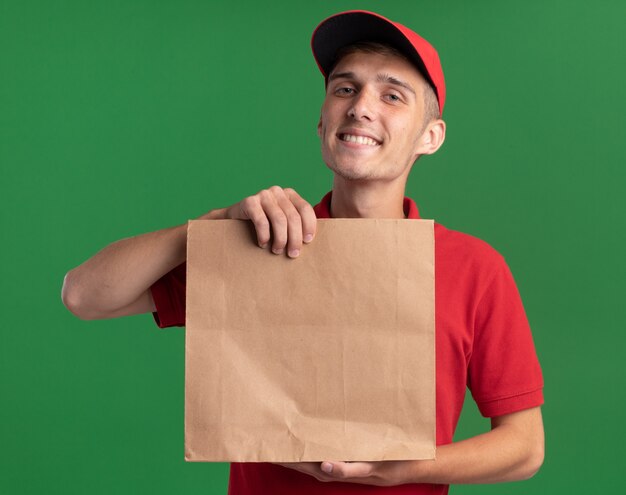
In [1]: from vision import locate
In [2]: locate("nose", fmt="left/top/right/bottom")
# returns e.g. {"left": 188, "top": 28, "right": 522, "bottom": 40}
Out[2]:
{"left": 347, "top": 88, "right": 376, "bottom": 121}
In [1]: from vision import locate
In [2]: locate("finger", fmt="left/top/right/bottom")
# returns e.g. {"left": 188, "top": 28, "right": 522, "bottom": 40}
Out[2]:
{"left": 274, "top": 462, "right": 316, "bottom": 471}
{"left": 239, "top": 196, "right": 271, "bottom": 248}
{"left": 284, "top": 188, "right": 317, "bottom": 243}
{"left": 259, "top": 190, "right": 289, "bottom": 254}
{"left": 274, "top": 190, "right": 303, "bottom": 258}
{"left": 321, "top": 461, "right": 374, "bottom": 479}
{"left": 274, "top": 463, "right": 322, "bottom": 479}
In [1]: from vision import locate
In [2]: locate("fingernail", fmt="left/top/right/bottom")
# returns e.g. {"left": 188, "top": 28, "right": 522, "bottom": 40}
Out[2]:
{"left": 272, "top": 248, "right": 283, "bottom": 255}
{"left": 303, "top": 234, "right": 313, "bottom": 243}
{"left": 321, "top": 462, "right": 333, "bottom": 474}
{"left": 288, "top": 249, "right": 300, "bottom": 258}
{"left": 259, "top": 243, "right": 267, "bottom": 249}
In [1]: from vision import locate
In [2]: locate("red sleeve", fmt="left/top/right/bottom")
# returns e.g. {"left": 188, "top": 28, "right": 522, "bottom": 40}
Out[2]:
{"left": 468, "top": 257, "right": 544, "bottom": 417}
{"left": 150, "top": 262, "right": 187, "bottom": 328}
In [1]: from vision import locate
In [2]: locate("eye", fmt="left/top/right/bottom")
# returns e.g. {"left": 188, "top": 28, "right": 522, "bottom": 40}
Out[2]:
{"left": 334, "top": 87, "right": 355, "bottom": 96}
{"left": 384, "top": 93, "right": 402, "bottom": 103}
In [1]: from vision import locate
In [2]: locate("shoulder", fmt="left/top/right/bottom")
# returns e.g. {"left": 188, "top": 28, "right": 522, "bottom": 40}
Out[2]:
{"left": 434, "top": 222, "right": 505, "bottom": 266}
{"left": 432, "top": 221, "right": 515, "bottom": 295}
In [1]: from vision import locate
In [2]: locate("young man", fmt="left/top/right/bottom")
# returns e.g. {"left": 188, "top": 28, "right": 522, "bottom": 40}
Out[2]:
{"left": 62, "top": 10, "right": 544, "bottom": 494}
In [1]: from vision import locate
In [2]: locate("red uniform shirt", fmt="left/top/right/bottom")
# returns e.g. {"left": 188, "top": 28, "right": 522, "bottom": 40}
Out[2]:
{"left": 151, "top": 192, "right": 544, "bottom": 494}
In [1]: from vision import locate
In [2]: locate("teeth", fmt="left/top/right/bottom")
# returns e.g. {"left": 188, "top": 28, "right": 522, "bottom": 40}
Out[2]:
{"left": 341, "top": 134, "right": 379, "bottom": 146}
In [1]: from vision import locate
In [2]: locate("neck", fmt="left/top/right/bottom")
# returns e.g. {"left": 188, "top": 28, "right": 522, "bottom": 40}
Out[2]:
{"left": 330, "top": 176, "right": 407, "bottom": 219}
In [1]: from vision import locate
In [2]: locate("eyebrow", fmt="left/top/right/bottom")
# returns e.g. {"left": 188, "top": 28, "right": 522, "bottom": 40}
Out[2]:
{"left": 377, "top": 73, "right": 416, "bottom": 95}
{"left": 327, "top": 71, "right": 356, "bottom": 82}
{"left": 328, "top": 71, "right": 416, "bottom": 96}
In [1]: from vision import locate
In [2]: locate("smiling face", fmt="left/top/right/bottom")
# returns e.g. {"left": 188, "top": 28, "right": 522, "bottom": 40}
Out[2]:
{"left": 318, "top": 49, "right": 435, "bottom": 183}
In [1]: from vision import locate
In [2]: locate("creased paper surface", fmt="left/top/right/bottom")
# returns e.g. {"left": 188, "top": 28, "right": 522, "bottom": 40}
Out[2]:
{"left": 185, "top": 219, "right": 435, "bottom": 462}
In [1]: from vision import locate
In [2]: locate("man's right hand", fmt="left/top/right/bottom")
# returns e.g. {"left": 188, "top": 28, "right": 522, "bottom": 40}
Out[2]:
{"left": 202, "top": 186, "right": 317, "bottom": 259}
{"left": 62, "top": 186, "right": 317, "bottom": 320}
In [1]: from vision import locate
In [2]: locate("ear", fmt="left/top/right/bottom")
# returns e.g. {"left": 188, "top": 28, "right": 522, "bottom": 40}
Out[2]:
{"left": 415, "top": 119, "right": 446, "bottom": 156}
{"left": 317, "top": 115, "right": 322, "bottom": 138}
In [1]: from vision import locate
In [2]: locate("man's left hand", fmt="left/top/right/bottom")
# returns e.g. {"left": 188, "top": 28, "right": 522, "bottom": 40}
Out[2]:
{"left": 274, "top": 408, "right": 544, "bottom": 486}
{"left": 274, "top": 461, "right": 418, "bottom": 486}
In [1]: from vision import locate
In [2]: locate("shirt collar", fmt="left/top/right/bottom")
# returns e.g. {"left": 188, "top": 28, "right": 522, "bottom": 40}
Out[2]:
{"left": 313, "top": 191, "right": 421, "bottom": 219}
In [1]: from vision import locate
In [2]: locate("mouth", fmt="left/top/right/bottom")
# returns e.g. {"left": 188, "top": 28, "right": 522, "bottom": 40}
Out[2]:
{"left": 338, "top": 133, "right": 381, "bottom": 147}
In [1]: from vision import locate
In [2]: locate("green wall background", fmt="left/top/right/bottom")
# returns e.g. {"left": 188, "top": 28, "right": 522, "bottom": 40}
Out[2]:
{"left": 1, "top": 0, "right": 624, "bottom": 493}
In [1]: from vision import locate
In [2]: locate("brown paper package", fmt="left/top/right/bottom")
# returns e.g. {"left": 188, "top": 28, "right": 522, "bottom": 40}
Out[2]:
{"left": 185, "top": 219, "right": 435, "bottom": 462}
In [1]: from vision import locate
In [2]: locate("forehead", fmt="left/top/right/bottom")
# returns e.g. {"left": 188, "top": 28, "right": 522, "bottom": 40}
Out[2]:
{"left": 329, "top": 50, "right": 427, "bottom": 88}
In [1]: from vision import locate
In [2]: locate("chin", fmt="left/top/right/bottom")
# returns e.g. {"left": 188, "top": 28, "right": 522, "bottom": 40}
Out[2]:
{"left": 328, "top": 164, "right": 377, "bottom": 181}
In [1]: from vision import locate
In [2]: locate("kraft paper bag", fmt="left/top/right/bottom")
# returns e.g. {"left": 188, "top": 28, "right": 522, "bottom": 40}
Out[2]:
{"left": 185, "top": 218, "right": 435, "bottom": 462}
